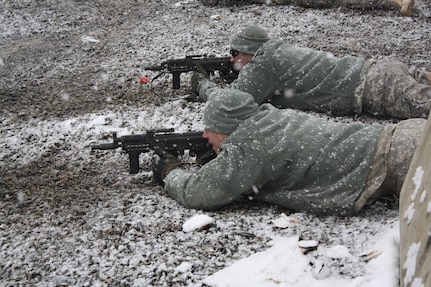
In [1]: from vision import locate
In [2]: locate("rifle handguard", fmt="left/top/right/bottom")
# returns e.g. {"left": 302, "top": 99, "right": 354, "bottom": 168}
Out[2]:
{"left": 91, "top": 129, "right": 214, "bottom": 174}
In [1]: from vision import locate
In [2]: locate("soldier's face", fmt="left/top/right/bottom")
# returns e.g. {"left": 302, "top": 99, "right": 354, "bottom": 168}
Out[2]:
{"left": 202, "top": 130, "right": 229, "bottom": 155}
{"left": 230, "top": 50, "right": 253, "bottom": 72}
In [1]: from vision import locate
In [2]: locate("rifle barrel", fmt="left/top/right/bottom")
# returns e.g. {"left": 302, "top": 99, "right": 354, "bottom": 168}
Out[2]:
{"left": 91, "top": 143, "right": 120, "bottom": 150}
{"left": 144, "top": 65, "right": 163, "bottom": 71}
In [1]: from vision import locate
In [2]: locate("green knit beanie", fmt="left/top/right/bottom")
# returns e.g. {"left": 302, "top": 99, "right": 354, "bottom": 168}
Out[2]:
{"left": 230, "top": 26, "right": 270, "bottom": 55}
{"left": 204, "top": 89, "right": 259, "bottom": 134}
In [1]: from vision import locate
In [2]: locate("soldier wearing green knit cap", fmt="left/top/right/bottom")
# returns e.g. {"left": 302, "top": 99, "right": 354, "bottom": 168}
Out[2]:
{"left": 152, "top": 88, "right": 426, "bottom": 216}
{"left": 191, "top": 25, "right": 431, "bottom": 120}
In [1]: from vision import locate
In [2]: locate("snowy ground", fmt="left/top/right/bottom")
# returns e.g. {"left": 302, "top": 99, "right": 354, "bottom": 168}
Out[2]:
{"left": 1, "top": 0, "right": 430, "bottom": 286}
{"left": 0, "top": 101, "right": 401, "bottom": 287}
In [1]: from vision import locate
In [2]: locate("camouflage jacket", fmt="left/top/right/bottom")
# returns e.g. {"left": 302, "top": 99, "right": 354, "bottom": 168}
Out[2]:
{"left": 164, "top": 104, "right": 384, "bottom": 216}
{"left": 198, "top": 40, "right": 366, "bottom": 116}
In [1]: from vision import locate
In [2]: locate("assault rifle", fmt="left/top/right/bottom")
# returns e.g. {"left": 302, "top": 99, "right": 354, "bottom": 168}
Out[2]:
{"left": 91, "top": 129, "right": 216, "bottom": 174}
{"left": 144, "top": 55, "right": 233, "bottom": 89}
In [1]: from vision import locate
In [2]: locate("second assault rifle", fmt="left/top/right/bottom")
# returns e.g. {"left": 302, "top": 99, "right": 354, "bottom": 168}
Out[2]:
{"left": 91, "top": 129, "right": 216, "bottom": 174}
{"left": 144, "top": 55, "right": 233, "bottom": 89}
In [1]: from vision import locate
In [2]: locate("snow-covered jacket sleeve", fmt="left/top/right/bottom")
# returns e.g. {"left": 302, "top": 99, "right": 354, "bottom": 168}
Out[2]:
{"left": 196, "top": 41, "right": 281, "bottom": 103}
{"left": 231, "top": 40, "right": 365, "bottom": 115}
{"left": 196, "top": 78, "right": 217, "bottom": 102}
{"left": 229, "top": 42, "right": 280, "bottom": 104}
{"left": 164, "top": 142, "right": 266, "bottom": 210}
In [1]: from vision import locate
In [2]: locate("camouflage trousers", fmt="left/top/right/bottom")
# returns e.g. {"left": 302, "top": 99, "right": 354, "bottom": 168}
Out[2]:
{"left": 384, "top": 118, "right": 427, "bottom": 194}
{"left": 361, "top": 59, "right": 431, "bottom": 119}
{"left": 354, "top": 118, "right": 426, "bottom": 211}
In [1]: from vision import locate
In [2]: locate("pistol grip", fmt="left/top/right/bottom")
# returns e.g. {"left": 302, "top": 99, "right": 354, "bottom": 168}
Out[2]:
{"left": 128, "top": 151, "right": 141, "bottom": 174}
{"left": 172, "top": 72, "right": 181, "bottom": 89}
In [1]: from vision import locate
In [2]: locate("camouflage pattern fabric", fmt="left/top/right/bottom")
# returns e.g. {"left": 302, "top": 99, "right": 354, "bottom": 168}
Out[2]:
{"left": 165, "top": 103, "right": 384, "bottom": 216}
{"left": 354, "top": 118, "right": 425, "bottom": 211}
{"left": 399, "top": 114, "right": 431, "bottom": 287}
{"left": 362, "top": 59, "right": 431, "bottom": 119}
{"left": 354, "top": 123, "right": 395, "bottom": 211}
{"left": 384, "top": 118, "right": 427, "bottom": 195}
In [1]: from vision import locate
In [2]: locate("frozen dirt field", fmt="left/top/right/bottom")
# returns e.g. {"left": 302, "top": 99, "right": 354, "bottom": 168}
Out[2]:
{"left": 0, "top": 0, "right": 430, "bottom": 286}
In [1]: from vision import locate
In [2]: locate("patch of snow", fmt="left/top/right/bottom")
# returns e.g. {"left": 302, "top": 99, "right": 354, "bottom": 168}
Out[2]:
{"left": 403, "top": 242, "right": 421, "bottom": 287}
{"left": 182, "top": 214, "right": 215, "bottom": 232}
{"left": 411, "top": 166, "right": 424, "bottom": 201}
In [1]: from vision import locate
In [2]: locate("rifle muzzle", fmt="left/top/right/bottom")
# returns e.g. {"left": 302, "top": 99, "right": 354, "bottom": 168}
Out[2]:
{"left": 144, "top": 65, "right": 163, "bottom": 71}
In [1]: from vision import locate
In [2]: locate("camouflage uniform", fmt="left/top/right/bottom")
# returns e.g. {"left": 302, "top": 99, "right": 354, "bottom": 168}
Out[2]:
{"left": 164, "top": 89, "right": 426, "bottom": 216}
{"left": 196, "top": 27, "right": 431, "bottom": 120}
{"left": 362, "top": 59, "right": 431, "bottom": 119}
{"left": 399, "top": 113, "right": 431, "bottom": 287}
{"left": 355, "top": 118, "right": 426, "bottom": 210}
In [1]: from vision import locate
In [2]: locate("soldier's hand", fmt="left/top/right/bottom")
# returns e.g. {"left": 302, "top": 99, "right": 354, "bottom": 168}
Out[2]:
{"left": 196, "top": 150, "right": 217, "bottom": 165}
{"left": 191, "top": 72, "right": 208, "bottom": 93}
{"left": 152, "top": 148, "right": 183, "bottom": 186}
{"left": 191, "top": 63, "right": 210, "bottom": 93}
{"left": 195, "top": 62, "right": 210, "bottom": 77}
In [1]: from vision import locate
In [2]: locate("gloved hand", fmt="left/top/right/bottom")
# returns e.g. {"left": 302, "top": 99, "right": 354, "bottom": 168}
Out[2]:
{"left": 191, "top": 62, "right": 209, "bottom": 93}
{"left": 196, "top": 150, "right": 217, "bottom": 165}
{"left": 191, "top": 72, "right": 207, "bottom": 94}
{"left": 152, "top": 148, "right": 183, "bottom": 186}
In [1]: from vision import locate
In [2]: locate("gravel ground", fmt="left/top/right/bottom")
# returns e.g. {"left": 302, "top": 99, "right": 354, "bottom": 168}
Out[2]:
{"left": 0, "top": 0, "right": 430, "bottom": 286}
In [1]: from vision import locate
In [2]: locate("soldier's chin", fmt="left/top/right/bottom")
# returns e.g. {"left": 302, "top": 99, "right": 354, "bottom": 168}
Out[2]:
{"left": 232, "top": 62, "right": 245, "bottom": 72}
